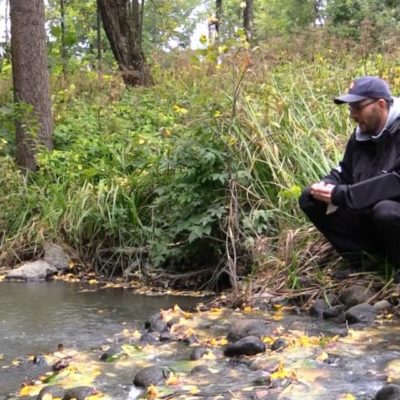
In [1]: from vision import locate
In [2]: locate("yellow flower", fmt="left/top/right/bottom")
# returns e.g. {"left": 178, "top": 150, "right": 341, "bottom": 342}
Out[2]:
{"left": 173, "top": 105, "right": 188, "bottom": 115}
{"left": 199, "top": 34, "right": 207, "bottom": 45}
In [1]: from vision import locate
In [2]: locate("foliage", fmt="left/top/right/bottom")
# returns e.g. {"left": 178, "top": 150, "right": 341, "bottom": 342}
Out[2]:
{"left": 255, "top": 0, "right": 316, "bottom": 38}
{"left": 325, "top": 0, "right": 400, "bottom": 41}
{"left": 3, "top": 8, "right": 400, "bottom": 285}
{"left": 142, "top": 0, "right": 202, "bottom": 50}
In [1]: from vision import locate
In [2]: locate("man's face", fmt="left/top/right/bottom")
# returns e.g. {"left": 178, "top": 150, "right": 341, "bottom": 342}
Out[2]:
{"left": 349, "top": 99, "right": 386, "bottom": 135}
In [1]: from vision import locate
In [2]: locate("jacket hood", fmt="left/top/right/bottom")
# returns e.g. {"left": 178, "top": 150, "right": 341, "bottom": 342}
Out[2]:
{"left": 355, "top": 96, "right": 400, "bottom": 141}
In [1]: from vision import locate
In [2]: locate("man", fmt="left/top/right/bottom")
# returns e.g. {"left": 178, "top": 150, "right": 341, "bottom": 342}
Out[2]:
{"left": 299, "top": 76, "right": 400, "bottom": 276}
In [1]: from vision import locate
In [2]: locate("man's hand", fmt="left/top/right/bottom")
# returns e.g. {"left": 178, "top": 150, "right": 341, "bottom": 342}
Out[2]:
{"left": 310, "top": 181, "right": 335, "bottom": 204}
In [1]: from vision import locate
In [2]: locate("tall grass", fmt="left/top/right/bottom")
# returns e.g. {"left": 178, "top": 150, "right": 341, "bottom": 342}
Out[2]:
{"left": 1, "top": 45, "right": 400, "bottom": 286}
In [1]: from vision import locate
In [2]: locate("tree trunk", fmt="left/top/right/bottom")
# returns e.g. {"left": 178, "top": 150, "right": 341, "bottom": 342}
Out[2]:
{"left": 243, "top": 0, "right": 253, "bottom": 41}
{"left": 216, "top": 0, "right": 222, "bottom": 35}
{"left": 60, "top": 0, "right": 67, "bottom": 77}
{"left": 10, "top": 0, "right": 53, "bottom": 171}
{"left": 97, "top": 0, "right": 151, "bottom": 86}
{"left": 97, "top": 2, "right": 102, "bottom": 74}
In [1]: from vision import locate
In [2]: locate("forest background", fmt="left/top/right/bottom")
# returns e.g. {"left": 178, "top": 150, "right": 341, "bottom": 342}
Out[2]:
{"left": 1, "top": 0, "right": 400, "bottom": 294}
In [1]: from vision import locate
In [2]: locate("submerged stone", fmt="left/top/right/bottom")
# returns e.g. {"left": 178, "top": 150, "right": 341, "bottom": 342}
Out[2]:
{"left": 133, "top": 366, "right": 169, "bottom": 387}
{"left": 144, "top": 313, "right": 168, "bottom": 333}
{"left": 62, "top": 386, "right": 97, "bottom": 400}
{"left": 37, "top": 386, "right": 65, "bottom": 400}
{"left": 271, "top": 338, "right": 287, "bottom": 351}
{"left": 224, "top": 335, "right": 266, "bottom": 357}
{"left": 227, "top": 319, "right": 271, "bottom": 342}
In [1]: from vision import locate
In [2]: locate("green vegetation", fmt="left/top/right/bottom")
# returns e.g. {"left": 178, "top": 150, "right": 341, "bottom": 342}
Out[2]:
{"left": 2, "top": 0, "right": 400, "bottom": 289}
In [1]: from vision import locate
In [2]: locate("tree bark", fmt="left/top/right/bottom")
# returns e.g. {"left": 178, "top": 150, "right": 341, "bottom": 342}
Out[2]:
{"left": 60, "top": 0, "right": 67, "bottom": 77}
{"left": 216, "top": 0, "right": 222, "bottom": 35}
{"left": 97, "top": 2, "right": 103, "bottom": 73}
{"left": 97, "top": 0, "right": 151, "bottom": 86}
{"left": 243, "top": 0, "right": 253, "bottom": 41}
{"left": 10, "top": 0, "right": 53, "bottom": 170}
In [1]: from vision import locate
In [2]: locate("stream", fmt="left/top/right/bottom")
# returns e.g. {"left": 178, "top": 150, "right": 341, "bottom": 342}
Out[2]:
{"left": 1, "top": 281, "right": 400, "bottom": 399}
{"left": 0, "top": 282, "right": 202, "bottom": 398}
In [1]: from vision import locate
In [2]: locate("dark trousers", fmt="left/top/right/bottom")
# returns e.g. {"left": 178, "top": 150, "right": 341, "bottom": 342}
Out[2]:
{"left": 299, "top": 187, "right": 400, "bottom": 266}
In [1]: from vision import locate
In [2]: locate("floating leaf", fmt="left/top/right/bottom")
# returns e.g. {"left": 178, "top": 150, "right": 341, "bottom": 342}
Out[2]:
{"left": 165, "top": 371, "right": 180, "bottom": 386}
{"left": 146, "top": 384, "right": 159, "bottom": 399}
{"left": 315, "top": 351, "right": 329, "bottom": 362}
{"left": 340, "top": 394, "right": 356, "bottom": 400}
{"left": 19, "top": 384, "right": 43, "bottom": 396}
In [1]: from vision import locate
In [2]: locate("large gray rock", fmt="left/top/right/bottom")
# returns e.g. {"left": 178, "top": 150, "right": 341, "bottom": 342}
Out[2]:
{"left": 339, "top": 285, "right": 376, "bottom": 307}
{"left": 227, "top": 319, "right": 271, "bottom": 342}
{"left": 62, "top": 386, "right": 97, "bottom": 400}
{"left": 37, "top": 386, "right": 65, "bottom": 400}
{"left": 323, "top": 305, "right": 346, "bottom": 320}
{"left": 144, "top": 312, "right": 168, "bottom": 333}
{"left": 345, "top": 303, "right": 377, "bottom": 324}
{"left": 133, "top": 366, "right": 169, "bottom": 387}
{"left": 43, "top": 243, "right": 70, "bottom": 271}
{"left": 5, "top": 260, "right": 57, "bottom": 281}
{"left": 224, "top": 336, "right": 266, "bottom": 357}
{"left": 373, "top": 300, "right": 392, "bottom": 312}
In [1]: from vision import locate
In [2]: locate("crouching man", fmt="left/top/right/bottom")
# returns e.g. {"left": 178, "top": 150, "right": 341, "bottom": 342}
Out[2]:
{"left": 299, "top": 76, "right": 400, "bottom": 277}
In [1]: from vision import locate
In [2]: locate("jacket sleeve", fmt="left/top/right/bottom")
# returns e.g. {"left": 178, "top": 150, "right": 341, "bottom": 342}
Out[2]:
{"left": 331, "top": 172, "right": 400, "bottom": 209}
{"left": 321, "top": 137, "right": 354, "bottom": 185}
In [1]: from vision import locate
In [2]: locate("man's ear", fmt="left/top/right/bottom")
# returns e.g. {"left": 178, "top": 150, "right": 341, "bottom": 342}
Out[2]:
{"left": 378, "top": 99, "right": 388, "bottom": 110}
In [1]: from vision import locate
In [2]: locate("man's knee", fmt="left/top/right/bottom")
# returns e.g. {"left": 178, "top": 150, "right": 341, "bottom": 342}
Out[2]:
{"left": 372, "top": 200, "right": 400, "bottom": 225}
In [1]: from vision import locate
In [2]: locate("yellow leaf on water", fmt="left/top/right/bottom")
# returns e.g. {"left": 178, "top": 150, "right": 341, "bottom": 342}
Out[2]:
{"left": 208, "top": 337, "right": 228, "bottom": 346}
{"left": 146, "top": 384, "right": 159, "bottom": 399}
{"left": 297, "top": 336, "right": 321, "bottom": 347}
{"left": 272, "top": 312, "right": 283, "bottom": 321}
{"left": 340, "top": 394, "right": 356, "bottom": 400}
{"left": 88, "top": 279, "right": 98, "bottom": 285}
{"left": 19, "top": 385, "right": 43, "bottom": 397}
{"left": 165, "top": 371, "right": 180, "bottom": 385}
{"left": 203, "top": 351, "right": 216, "bottom": 360}
{"left": 190, "top": 386, "right": 200, "bottom": 394}
{"left": 315, "top": 351, "right": 329, "bottom": 362}
{"left": 262, "top": 336, "right": 274, "bottom": 344}
{"left": 173, "top": 304, "right": 183, "bottom": 313}
{"left": 270, "top": 360, "right": 296, "bottom": 380}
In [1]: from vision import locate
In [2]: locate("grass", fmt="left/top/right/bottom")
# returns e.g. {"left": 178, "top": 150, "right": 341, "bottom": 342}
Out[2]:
{"left": 1, "top": 41, "right": 400, "bottom": 292}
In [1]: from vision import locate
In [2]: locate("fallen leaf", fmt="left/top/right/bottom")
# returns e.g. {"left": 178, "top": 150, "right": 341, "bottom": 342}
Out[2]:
{"left": 315, "top": 351, "right": 329, "bottom": 362}
{"left": 340, "top": 394, "right": 356, "bottom": 400}
{"left": 146, "top": 384, "right": 159, "bottom": 399}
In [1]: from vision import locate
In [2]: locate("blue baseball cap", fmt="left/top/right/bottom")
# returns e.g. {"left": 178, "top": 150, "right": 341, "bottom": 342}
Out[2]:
{"left": 334, "top": 76, "right": 392, "bottom": 104}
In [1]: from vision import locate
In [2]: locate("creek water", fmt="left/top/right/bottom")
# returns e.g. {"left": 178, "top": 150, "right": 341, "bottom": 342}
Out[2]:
{"left": 2, "top": 281, "right": 400, "bottom": 399}
{"left": 0, "top": 281, "right": 203, "bottom": 398}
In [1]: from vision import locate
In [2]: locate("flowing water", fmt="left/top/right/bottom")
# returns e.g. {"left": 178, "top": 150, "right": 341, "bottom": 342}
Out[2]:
{"left": 0, "top": 282, "right": 203, "bottom": 398}
{"left": 1, "top": 281, "right": 400, "bottom": 400}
